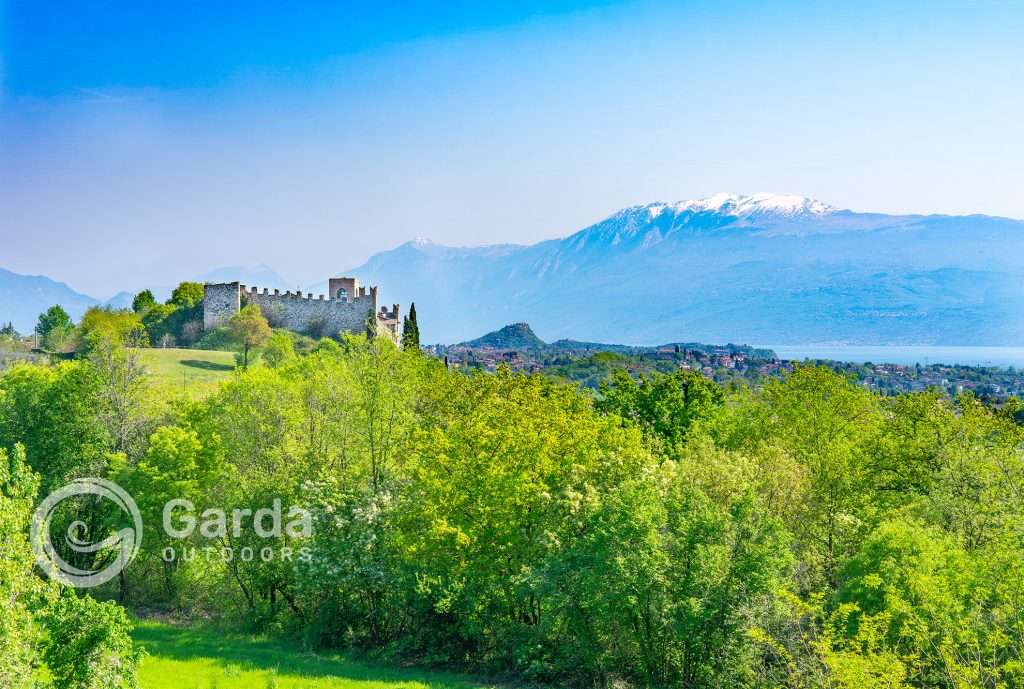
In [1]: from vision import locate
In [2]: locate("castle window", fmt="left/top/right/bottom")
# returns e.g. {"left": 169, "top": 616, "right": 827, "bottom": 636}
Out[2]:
{"left": 336, "top": 288, "right": 347, "bottom": 300}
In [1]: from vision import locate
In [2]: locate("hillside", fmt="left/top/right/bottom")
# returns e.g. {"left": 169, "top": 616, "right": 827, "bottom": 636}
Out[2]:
{"left": 343, "top": 193, "right": 1024, "bottom": 346}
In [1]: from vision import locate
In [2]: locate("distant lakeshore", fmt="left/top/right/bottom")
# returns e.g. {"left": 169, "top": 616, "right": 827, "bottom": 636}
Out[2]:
{"left": 765, "top": 345, "right": 1024, "bottom": 369}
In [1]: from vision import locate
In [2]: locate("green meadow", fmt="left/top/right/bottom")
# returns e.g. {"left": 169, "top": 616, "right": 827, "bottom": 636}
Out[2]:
{"left": 134, "top": 621, "right": 498, "bottom": 689}
{"left": 136, "top": 347, "right": 235, "bottom": 396}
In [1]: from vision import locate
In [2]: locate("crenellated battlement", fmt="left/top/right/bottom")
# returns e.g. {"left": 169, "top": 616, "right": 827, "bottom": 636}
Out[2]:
{"left": 203, "top": 276, "right": 400, "bottom": 343}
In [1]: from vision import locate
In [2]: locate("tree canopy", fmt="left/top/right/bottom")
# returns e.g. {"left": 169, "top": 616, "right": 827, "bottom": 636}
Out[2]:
{"left": 35, "top": 305, "right": 74, "bottom": 351}
{"left": 227, "top": 304, "right": 272, "bottom": 367}
{"left": 169, "top": 281, "right": 204, "bottom": 309}
{"left": 131, "top": 289, "right": 156, "bottom": 313}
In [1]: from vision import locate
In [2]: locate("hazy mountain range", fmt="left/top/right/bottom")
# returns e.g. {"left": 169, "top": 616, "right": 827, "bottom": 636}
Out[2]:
{"left": 0, "top": 265, "right": 292, "bottom": 334}
{"left": 343, "top": 193, "right": 1024, "bottom": 345}
{"left": 0, "top": 268, "right": 102, "bottom": 333}
{"left": 3, "top": 194, "right": 1023, "bottom": 345}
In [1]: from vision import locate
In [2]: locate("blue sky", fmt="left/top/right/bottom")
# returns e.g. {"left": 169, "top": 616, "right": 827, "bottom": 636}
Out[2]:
{"left": 2, "top": 0, "right": 1023, "bottom": 297}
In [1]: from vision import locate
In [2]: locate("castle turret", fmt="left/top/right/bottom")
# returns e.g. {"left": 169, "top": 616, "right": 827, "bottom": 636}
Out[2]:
{"left": 328, "top": 277, "right": 360, "bottom": 302}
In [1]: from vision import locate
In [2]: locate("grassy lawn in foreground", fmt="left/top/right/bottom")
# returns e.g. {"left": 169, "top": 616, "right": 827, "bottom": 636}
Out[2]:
{"left": 136, "top": 347, "right": 236, "bottom": 397}
{"left": 133, "top": 621, "right": 499, "bottom": 689}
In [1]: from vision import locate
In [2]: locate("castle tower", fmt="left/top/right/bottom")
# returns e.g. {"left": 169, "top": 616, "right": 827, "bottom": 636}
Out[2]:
{"left": 328, "top": 277, "right": 360, "bottom": 301}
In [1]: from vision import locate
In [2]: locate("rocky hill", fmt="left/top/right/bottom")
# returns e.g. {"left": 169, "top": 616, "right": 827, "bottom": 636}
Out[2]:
{"left": 459, "top": 322, "right": 547, "bottom": 350}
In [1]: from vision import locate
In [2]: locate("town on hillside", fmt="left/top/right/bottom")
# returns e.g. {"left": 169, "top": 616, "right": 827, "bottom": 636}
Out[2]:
{"left": 431, "top": 323, "right": 1024, "bottom": 403}
{"left": 2, "top": 293, "right": 1023, "bottom": 406}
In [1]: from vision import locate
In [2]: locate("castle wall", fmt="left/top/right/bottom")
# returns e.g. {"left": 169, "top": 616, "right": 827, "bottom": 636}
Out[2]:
{"left": 245, "top": 286, "right": 376, "bottom": 338}
{"left": 203, "top": 281, "right": 399, "bottom": 342}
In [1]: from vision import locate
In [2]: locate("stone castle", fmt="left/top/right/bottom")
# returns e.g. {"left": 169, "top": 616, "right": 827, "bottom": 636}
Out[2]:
{"left": 203, "top": 277, "right": 401, "bottom": 342}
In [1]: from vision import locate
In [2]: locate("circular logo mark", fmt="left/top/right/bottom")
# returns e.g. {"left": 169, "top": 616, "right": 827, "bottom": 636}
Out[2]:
{"left": 31, "top": 478, "right": 143, "bottom": 589}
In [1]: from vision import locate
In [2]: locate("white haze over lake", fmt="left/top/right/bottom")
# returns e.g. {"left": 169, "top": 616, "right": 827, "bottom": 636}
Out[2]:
{"left": 766, "top": 346, "right": 1024, "bottom": 369}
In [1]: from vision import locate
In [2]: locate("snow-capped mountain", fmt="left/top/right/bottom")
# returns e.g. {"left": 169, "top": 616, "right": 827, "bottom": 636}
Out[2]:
{"left": 345, "top": 194, "right": 1024, "bottom": 345}
{"left": 651, "top": 192, "right": 835, "bottom": 218}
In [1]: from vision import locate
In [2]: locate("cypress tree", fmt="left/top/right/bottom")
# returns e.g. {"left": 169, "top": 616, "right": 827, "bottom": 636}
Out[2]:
{"left": 365, "top": 308, "right": 378, "bottom": 340}
{"left": 402, "top": 302, "right": 421, "bottom": 352}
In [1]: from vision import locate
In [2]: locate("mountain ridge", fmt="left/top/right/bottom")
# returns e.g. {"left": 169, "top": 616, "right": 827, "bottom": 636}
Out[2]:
{"left": 342, "top": 193, "right": 1024, "bottom": 346}
{"left": 0, "top": 268, "right": 100, "bottom": 334}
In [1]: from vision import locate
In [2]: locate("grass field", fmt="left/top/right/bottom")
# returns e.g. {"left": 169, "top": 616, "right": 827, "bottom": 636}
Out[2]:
{"left": 134, "top": 621, "right": 498, "bottom": 689}
{"left": 136, "top": 347, "right": 236, "bottom": 396}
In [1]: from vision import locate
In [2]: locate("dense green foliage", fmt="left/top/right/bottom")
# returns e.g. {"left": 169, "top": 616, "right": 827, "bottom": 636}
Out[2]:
{"left": 79, "top": 306, "right": 148, "bottom": 353}
{"left": 0, "top": 445, "right": 140, "bottom": 688}
{"left": 30, "top": 282, "right": 209, "bottom": 355}
{"left": 125, "top": 282, "right": 206, "bottom": 348}
{"left": 1, "top": 328, "right": 1022, "bottom": 688}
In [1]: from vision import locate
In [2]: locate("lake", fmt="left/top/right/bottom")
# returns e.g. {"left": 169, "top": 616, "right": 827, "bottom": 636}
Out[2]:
{"left": 763, "top": 345, "right": 1024, "bottom": 368}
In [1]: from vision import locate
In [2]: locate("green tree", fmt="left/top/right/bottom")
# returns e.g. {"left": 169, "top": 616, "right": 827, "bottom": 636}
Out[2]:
{"left": 78, "top": 307, "right": 146, "bottom": 352}
{"left": 87, "top": 337, "right": 149, "bottom": 457}
{"left": 364, "top": 307, "right": 379, "bottom": 340}
{"left": 597, "top": 368, "right": 724, "bottom": 446}
{"left": 830, "top": 519, "right": 980, "bottom": 687}
{"left": 115, "top": 425, "right": 223, "bottom": 601}
{"left": 312, "top": 336, "right": 343, "bottom": 357}
{"left": 169, "top": 281, "right": 204, "bottom": 309}
{"left": 131, "top": 289, "right": 156, "bottom": 313}
{"left": 401, "top": 302, "right": 420, "bottom": 352}
{"left": 0, "top": 361, "right": 110, "bottom": 490}
{"left": 35, "top": 304, "right": 71, "bottom": 338}
{"left": 140, "top": 303, "right": 178, "bottom": 347}
{"left": 228, "top": 304, "right": 271, "bottom": 368}
{"left": 262, "top": 331, "right": 296, "bottom": 368}
{"left": 35, "top": 304, "right": 74, "bottom": 351}
{"left": 712, "top": 365, "right": 881, "bottom": 590}
{"left": 397, "top": 368, "right": 654, "bottom": 672}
